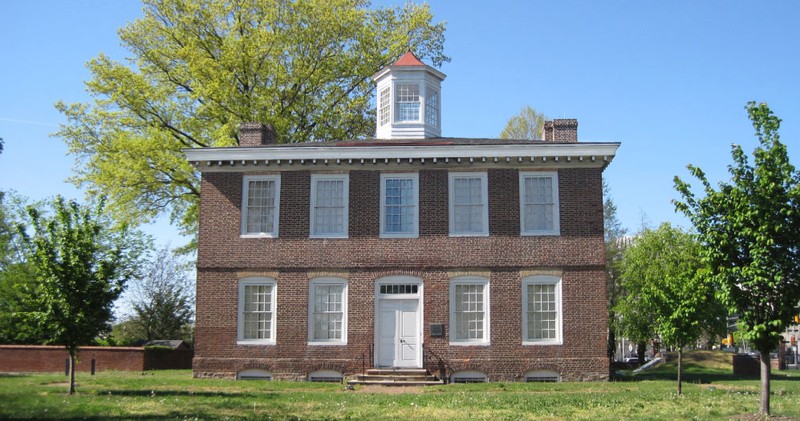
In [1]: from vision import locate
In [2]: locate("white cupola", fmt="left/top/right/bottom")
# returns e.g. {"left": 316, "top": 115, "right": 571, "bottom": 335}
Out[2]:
{"left": 372, "top": 51, "right": 446, "bottom": 139}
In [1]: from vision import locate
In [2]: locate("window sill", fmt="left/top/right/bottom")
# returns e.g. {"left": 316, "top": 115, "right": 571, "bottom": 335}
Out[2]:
{"left": 307, "top": 341, "right": 347, "bottom": 346}
{"left": 448, "top": 232, "right": 490, "bottom": 238}
{"left": 520, "top": 231, "right": 561, "bottom": 237}
{"left": 449, "top": 341, "right": 490, "bottom": 347}
{"left": 237, "top": 340, "right": 276, "bottom": 346}
{"left": 309, "top": 234, "right": 348, "bottom": 239}
{"left": 379, "top": 233, "right": 419, "bottom": 239}
{"left": 522, "top": 340, "right": 562, "bottom": 346}
{"left": 240, "top": 233, "right": 278, "bottom": 239}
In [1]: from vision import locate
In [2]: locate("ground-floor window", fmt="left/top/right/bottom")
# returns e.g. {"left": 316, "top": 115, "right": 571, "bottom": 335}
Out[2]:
{"left": 238, "top": 277, "right": 276, "bottom": 345}
{"left": 450, "top": 276, "right": 490, "bottom": 345}
{"left": 308, "top": 277, "right": 347, "bottom": 345}
{"left": 522, "top": 275, "right": 562, "bottom": 345}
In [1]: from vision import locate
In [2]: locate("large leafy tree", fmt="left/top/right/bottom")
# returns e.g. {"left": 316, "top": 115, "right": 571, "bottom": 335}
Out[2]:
{"left": 616, "top": 223, "right": 720, "bottom": 395}
{"left": 499, "top": 105, "right": 547, "bottom": 140}
{"left": 55, "top": 0, "right": 448, "bottom": 242}
{"left": 603, "top": 181, "right": 627, "bottom": 361}
{"left": 674, "top": 102, "right": 800, "bottom": 415}
{"left": 18, "top": 196, "right": 145, "bottom": 394}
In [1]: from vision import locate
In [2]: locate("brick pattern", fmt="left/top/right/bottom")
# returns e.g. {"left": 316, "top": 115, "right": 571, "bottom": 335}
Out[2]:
{"left": 194, "top": 165, "right": 609, "bottom": 381}
{"left": 0, "top": 345, "right": 193, "bottom": 373}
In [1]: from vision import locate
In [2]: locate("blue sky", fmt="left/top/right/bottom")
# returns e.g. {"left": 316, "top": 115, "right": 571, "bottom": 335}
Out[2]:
{"left": 1, "top": 0, "right": 799, "bottom": 246}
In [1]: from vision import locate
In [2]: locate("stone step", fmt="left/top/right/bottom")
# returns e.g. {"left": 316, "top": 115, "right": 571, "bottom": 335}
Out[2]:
{"left": 347, "top": 379, "right": 444, "bottom": 387}
{"left": 354, "top": 374, "right": 437, "bottom": 382}
{"left": 348, "top": 368, "right": 444, "bottom": 386}
{"left": 366, "top": 368, "right": 428, "bottom": 376}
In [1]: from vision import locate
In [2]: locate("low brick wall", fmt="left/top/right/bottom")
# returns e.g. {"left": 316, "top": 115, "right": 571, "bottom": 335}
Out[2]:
{"left": 0, "top": 345, "right": 194, "bottom": 373}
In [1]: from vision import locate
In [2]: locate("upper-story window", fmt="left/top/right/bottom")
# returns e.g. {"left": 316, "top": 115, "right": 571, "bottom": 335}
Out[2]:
{"left": 449, "top": 172, "right": 489, "bottom": 236}
{"left": 522, "top": 275, "right": 562, "bottom": 345}
{"left": 310, "top": 174, "right": 349, "bottom": 238}
{"left": 425, "top": 88, "right": 440, "bottom": 127}
{"left": 519, "top": 172, "right": 560, "bottom": 236}
{"left": 395, "top": 83, "right": 420, "bottom": 122}
{"left": 380, "top": 173, "right": 419, "bottom": 238}
{"left": 238, "top": 277, "right": 277, "bottom": 345}
{"left": 450, "top": 276, "right": 490, "bottom": 345}
{"left": 378, "top": 87, "right": 391, "bottom": 126}
{"left": 241, "top": 175, "right": 280, "bottom": 237}
{"left": 308, "top": 277, "right": 348, "bottom": 345}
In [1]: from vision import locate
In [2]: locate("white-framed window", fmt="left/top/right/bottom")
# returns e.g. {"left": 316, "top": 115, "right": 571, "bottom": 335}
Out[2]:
{"left": 395, "top": 83, "right": 420, "bottom": 122}
{"left": 238, "top": 277, "right": 277, "bottom": 345}
{"left": 450, "top": 276, "right": 490, "bottom": 345}
{"left": 380, "top": 173, "right": 419, "bottom": 238}
{"left": 519, "top": 172, "right": 560, "bottom": 236}
{"left": 379, "top": 87, "right": 391, "bottom": 126}
{"left": 308, "top": 277, "right": 347, "bottom": 345}
{"left": 449, "top": 172, "right": 489, "bottom": 236}
{"left": 522, "top": 275, "right": 562, "bottom": 345}
{"left": 310, "top": 174, "right": 349, "bottom": 238}
{"left": 425, "top": 88, "right": 440, "bottom": 127}
{"left": 241, "top": 175, "right": 280, "bottom": 237}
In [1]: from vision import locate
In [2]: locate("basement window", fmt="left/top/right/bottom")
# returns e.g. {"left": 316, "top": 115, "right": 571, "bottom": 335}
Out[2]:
{"left": 308, "top": 369, "right": 343, "bottom": 383}
{"left": 450, "top": 370, "right": 487, "bottom": 383}
{"left": 237, "top": 369, "right": 273, "bottom": 381}
{"left": 524, "top": 370, "right": 560, "bottom": 382}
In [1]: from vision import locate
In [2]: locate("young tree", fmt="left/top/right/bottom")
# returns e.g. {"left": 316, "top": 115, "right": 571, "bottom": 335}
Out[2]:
{"left": 674, "top": 102, "right": 800, "bottom": 415}
{"left": 617, "top": 223, "right": 719, "bottom": 394}
{"left": 55, "top": 0, "right": 449, "bottom": 243}
{"left": 499, "top": 105, "right": 547, "bottom": 140}
{"left": 129, "top": 245, "right": 194, "bottom": 342}
{"left": 17, "top": 196, "right": 145, "bottom": 394}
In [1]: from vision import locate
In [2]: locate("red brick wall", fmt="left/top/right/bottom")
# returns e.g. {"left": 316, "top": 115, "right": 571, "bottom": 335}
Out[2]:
{"left": 194, "top": 167, "right": 608, "bottom": 381}
{"left": 0, "top": 346, "right": 144, "bottom": 373}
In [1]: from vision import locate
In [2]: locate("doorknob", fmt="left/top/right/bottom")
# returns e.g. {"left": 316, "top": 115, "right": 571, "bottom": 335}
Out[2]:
{"left": 400, "top": 339, "right": 406, "bottom": 343}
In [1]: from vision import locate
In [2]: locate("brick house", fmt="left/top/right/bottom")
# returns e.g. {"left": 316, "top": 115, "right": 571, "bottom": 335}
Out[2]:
{"left": 185, "top": 52, "right": 619, "bottom": 382}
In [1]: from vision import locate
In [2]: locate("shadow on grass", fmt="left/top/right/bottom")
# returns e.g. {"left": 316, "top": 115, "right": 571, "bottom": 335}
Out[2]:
{"left": 95, "top": 389, "right": 280, "bottom": 399}
{"left": 0, "top": 373, "right": 28, "bottom": 378}
{"left": 613, "top": 371, "right": 800, "bottom": 384}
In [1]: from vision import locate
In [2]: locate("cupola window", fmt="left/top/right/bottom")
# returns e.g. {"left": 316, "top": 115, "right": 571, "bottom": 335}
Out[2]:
{"left": 395, "top": 83, "right": 420, "bottom": 122}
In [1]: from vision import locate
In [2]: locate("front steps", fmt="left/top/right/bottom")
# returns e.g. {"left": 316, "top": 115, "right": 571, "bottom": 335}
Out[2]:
{"left": 347, "top": 368, "right": 443, "bottom": 386}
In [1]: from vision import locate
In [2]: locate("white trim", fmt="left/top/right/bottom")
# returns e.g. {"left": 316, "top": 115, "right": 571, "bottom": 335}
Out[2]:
{"left": 449, "top": 276, "right": 490, "bottom": 346}
{"left": 309, "top": 174, "right": 349, "bottom": 238}
{"left": 448, "top": 172, "right": 489, "bottom": 237}
{"left": 522, "top": 275, "right": 563, "bottom": 345}
{"left": 307, "top": 277, "right": 348, "bottom": 346}
{"left": 379, "top": 173, "right": 419, "bottom": 238}
{"left": 184, "top": 143, "right": 620, "bottom": 163}
{"left": 237, "top": 277, "right": 277, "bottom": 345}
{"left": 241, "top": 175, "right": 280, "bottom": 237}
{"left": 519, "top": 171, "right": 560, "bottom": 236}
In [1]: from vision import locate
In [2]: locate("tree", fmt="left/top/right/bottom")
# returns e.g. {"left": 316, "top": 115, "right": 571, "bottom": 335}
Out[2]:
{"left": 129, "top": 245, "right": 194, "bottom": 342}
{"left": 499, "top": 105, "right": 547, "bottom": 140}
{"left": 55, "top": 0, "right": 448, "bottom": 244}
{"left": 674, "top": 102, "right": 800, "bottom": 415}
{"left": 603, "top": 181, "right": 628, "bottom": 361}
{"left": 616, "top": 223, "right": 720, "bottom": 394}
{"left": 17, "top": 196, "right": 145, "bottom": 394}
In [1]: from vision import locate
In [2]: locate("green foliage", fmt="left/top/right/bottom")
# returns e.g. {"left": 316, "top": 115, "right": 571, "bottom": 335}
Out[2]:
{"left": 54, "top": 0, "right": 449, "bottom": 242}
{"left": 129, "top": 245, "right": 194, "bottom": 342}
{"left": 603, "top": 181, "right": 627, "bottom": 360}
{"left": 499, "top": 105, "right": 547, "bottom": 140}
{"left": 674, "top": 102, "right": 800, "bottom": 414}
{"left": 16, "top": 196, "right": 147, "bottom": 393}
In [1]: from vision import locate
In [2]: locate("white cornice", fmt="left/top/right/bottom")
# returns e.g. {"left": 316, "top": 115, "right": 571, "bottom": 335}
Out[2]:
{"left": 184, "top": 142, "right": 620, "bottom": 172}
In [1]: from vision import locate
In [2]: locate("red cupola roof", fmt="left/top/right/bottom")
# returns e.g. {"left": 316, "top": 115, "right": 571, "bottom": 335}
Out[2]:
{"left": 393, "top": 51, "right": 425, "bottom": 66}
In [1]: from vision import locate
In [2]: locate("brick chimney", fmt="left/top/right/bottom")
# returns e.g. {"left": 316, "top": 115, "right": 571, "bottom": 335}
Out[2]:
{"left": 542, "top": 119, "right": 578, "bottom": 142}
{"left": 238, "top": 122, "right": 276, "bottom": 146}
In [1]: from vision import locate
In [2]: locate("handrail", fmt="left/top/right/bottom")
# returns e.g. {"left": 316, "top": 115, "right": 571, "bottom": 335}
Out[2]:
{"left": 422, "top": 343, "right": 452, "bottom": 384}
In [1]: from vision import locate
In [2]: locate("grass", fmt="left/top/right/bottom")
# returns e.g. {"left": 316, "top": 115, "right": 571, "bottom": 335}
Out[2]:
{"left": 0, "top": 353, "right": 798, "bottom": 420}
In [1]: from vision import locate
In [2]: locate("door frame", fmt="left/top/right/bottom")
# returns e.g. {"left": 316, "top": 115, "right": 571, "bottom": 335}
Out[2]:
{"left": 374, "top": 276, "right": 423, "bottom": 368}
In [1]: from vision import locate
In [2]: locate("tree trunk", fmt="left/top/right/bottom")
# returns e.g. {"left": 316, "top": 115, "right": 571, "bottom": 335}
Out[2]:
{"left": 607, "top": 325, "right": 617, "bottom": 360}
{"left": 677, "top": 347, "right": 683, "bottom": 395}
{"left": 759, "top": 349, "right": 771, "bottom": 416}
{"left": 637, "top": 341, "right": 647, "bottom": 364}
{"left": 68, "top": 352, "right": 76, "bottom": 395}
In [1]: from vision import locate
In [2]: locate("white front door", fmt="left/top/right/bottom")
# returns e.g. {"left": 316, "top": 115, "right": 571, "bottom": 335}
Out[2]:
{"left": 377, "top": 299, "right": 420, "bottom": 367}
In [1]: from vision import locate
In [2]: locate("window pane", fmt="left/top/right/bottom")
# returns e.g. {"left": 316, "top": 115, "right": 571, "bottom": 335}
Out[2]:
{"left": 453, "top": 177, "right": 485, "bottom": 233}
{"left": 425, "top": 90, "right": 439, "bottom": 127}
{"left": 245, "top": 179, "right": 276, "bottom": 234}
{"left": 523, "top": 176, "right": 555, "bottom": 232}
{"left": 395, "top": 84, "right": 420, "bottom": 122}
{"left": 383, "top": 177, "right": 415, "bottom": 234}
{"left": 379, "top": 88, "right": 391, "bottom": 126}
{"left": 454, "top": 284, "right": 485, "bottom": 340}
{"left": 312, "top": 284, "right": 344, "bottom": 340}
{"left": 313, "top": 178, "right": 346, "bottom": 236}
{"left": 527, "top": 283, "right": 557, "bottom": 340}
{"left": 242, "top": 284, "right": 273, "bottom": 340}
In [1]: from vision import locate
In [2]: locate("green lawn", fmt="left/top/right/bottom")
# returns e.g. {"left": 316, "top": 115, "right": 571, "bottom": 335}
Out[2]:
{"left": 1, "top": 356, "right": 799, "bottom": 420}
